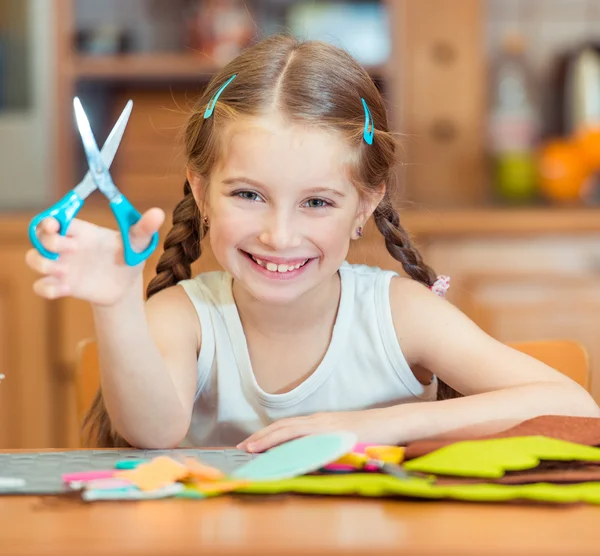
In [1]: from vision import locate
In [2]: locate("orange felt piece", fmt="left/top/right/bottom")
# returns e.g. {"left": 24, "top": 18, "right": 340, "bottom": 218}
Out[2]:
{"left": 116, "top": 456, "right": 189, "bottom": 491}
{"left": 187, "top": 479, "right": 249, "bottom": 494}
{"left": 184, "top": 457, "right": 226, "bottom": 481}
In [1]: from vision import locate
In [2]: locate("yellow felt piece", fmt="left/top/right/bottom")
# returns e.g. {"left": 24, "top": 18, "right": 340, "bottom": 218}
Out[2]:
{"left": 232, "top": 473, "right": 600, "bottom": 505}
{"left": 184, "top": 457, "right": 225, "bottom": 481}
{"left": 365, "top": 446, "right": 405, "bottom": 464}
{"left": 403, "top": 436, "right": 600, "bottom": 478}
{"left": 333, "top": 453, "right": 368, "bottom": 467}
{"left": 115, "top": 456, "right": 189, "bottom": 491}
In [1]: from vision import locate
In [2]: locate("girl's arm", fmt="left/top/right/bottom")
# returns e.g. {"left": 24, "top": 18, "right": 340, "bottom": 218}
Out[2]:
{"left": 236, "top": 274, "right": 600, "bottom": 453}
{"left": 93, "top": 280, "right": 200, "bottom": 448}
{"left": 26, "top": 214, "right": 200, "bottom": 448}
{"left": 388, "top": 277, "right": 600, "bottom": 441}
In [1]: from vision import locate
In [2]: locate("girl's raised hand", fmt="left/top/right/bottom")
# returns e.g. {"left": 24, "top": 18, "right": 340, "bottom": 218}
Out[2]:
{"left": 25, "top": 208, "right": 165, "bottom": 306}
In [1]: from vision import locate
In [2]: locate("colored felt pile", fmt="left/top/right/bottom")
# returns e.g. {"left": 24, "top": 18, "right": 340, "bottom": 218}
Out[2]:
{"left": 64, "top": 456, "right": 248, "bottom": 501}
{"left": 65, "top": 416, "right": 600, "bottom": 505}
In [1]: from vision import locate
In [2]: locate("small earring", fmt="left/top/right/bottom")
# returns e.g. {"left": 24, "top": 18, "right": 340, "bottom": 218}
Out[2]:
{"left": 356, "top": 226, "right": 363, "bottom": 238}
{"left": 203, "top": 215, "right": 209, "bottom": 227}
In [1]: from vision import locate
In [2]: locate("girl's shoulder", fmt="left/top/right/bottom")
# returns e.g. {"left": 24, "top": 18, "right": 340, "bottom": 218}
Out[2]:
{"left": 340, "top": 261, "right": 395, "bottom": 277}
{"left": 339, "top": 261, "right": 398, "bottom": 287}
{"left": 145, "top": 283, "right": 203, "bottom": 358}
{"left": 178, "top": 269, "right": 230, "bottom": 305}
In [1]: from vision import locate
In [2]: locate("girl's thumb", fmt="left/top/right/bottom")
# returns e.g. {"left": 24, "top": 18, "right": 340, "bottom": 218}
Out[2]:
{"left": 129, "top": 208, "right": 165, "bottom": 251}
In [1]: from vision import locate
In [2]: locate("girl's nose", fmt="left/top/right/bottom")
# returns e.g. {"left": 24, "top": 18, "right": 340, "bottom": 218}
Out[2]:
{"left": 258, "top": 212, "right": 302, "bottom": 250}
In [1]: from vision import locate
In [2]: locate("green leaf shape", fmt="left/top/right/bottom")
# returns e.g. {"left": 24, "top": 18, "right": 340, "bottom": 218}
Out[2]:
{"left": 403, "top": 436, "right": 600, "bottom": 478}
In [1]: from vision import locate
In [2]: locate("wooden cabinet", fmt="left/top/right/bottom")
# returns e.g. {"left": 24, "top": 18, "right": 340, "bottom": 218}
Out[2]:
{"left": 0, "top": 221, "right": 54, "bottom": 448}
{"left": 3, "top": 1, "right": 600, "bottom": 449}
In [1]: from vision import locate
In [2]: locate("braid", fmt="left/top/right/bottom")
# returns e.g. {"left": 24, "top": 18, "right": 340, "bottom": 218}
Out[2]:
{"left": 146, "top": 179, "right": 205, "bottom": 299}
{"left": 373, "top": 201, "right": 463, "bottom": 401}
{"left": 373, "top": 203, "right": 437, "bottom": 287}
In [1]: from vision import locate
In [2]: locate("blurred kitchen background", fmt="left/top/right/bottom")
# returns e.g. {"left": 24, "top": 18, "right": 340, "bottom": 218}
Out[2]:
{"left": 2, "top": 0, "right": 600, "bottom": 448}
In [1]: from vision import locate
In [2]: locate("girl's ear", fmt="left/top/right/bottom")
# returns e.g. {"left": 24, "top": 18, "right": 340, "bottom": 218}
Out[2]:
{"left": 186, "top": 168, "right": 209, "bottom": 215}
{"left": 353, "top": 183, "right": 386, "bottom": 233}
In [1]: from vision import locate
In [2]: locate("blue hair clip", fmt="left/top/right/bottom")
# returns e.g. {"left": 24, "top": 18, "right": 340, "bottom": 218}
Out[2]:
{"left": 361, "top": 97, "right": 374, "bottom": 145}
{"left": 204, "top": 74, "right": 237, "bottom": 119}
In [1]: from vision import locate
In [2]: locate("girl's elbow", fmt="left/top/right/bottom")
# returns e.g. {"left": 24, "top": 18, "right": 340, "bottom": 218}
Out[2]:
{"left": 120, "top": 421, "right": 190, "bottom": 450}
{"left": 578, "top": 397, "right": 600, "bottom": 418}
{"left": 560, "top": 384, "right": 600, "bottom": 417}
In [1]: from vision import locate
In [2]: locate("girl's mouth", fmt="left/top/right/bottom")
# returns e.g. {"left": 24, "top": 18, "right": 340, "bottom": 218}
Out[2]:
{"left": 243, "top": 251, "right": 313, "bottom": 278}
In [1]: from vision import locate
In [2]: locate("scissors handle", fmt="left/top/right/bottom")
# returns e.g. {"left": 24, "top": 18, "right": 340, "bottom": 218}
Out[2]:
{"left": 110, "top": 194, "right": 159, "bottom": 266}
{"left": 28, "top": 191, "right": 84, "bottom": 260}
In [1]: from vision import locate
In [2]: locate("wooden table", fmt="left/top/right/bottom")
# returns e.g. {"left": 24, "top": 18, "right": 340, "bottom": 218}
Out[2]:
{"left": 2, "top": 452, "right": 600, "bottom": 556}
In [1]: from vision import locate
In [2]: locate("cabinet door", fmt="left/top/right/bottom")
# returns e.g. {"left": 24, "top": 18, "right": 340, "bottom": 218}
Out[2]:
{"left": 0, "top": 242, "right": 54, "bottom": 448}
{"left": 394, "top": 0, "right": 486, "bottom": 206}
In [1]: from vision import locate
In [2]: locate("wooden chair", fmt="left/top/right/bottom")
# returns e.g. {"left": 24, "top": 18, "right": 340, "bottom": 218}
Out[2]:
{"left": 74, "top": 338, "right": 591, "bottom": 428}
{"left": 506, "top": 339, "right": 590, "bottom": 392}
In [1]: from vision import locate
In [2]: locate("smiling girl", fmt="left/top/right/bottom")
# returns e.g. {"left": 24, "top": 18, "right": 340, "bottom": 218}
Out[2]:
{"left": 26, "top": 35, "right": 599, "bottom": 450}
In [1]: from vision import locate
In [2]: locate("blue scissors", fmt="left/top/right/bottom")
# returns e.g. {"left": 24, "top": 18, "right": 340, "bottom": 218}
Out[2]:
{"left": 28, "top": 97, "right": 159, "bottom": 266}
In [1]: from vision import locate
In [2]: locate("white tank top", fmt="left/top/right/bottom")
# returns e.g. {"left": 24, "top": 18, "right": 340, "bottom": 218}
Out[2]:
{"left": 178, "top": 262, "right": 437, "bottom": 447}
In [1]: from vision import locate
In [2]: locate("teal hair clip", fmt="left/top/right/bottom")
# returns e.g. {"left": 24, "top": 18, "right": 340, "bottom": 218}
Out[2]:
{"left": 204, "top": 74, "right": 237, "bottom": 119}
{"left": 361, "top": 97, "right": 374, "bottom": 145}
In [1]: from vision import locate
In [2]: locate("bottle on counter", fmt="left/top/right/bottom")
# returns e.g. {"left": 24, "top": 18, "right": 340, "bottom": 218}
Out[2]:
{"left": 488, "top": 33, "right": 539, "bottom": 204}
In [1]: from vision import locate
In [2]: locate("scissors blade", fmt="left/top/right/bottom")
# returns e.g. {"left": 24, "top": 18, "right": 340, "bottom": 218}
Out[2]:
{"left": 73, "top": 97, "right": 124, "bottom": 201}
{"left": 72, "top": 99, "right": 132, "bottom": 200}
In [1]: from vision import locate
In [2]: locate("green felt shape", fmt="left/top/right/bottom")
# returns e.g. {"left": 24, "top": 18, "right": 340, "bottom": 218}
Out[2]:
{"left": 403, "top": 436, "right": 600, "bottom": 478}
{"left": 231, "top": 432, "right": 358, "bottom": 481}
{"left": 233, "top": 473, "right": 600, "bottom": 505}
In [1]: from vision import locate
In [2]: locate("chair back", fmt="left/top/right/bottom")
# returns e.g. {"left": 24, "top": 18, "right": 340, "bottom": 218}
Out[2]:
{"left": 507, "top": 339, "right": 590, "bottom": 391}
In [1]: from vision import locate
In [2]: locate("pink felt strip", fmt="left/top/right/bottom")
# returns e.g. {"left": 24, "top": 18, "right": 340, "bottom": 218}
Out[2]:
{"left": 62, "top": 470, "right": 115, "bottom": 482}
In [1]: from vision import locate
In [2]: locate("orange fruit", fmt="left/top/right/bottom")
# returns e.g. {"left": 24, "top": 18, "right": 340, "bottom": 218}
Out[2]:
{"left": 537, "top": 139, "right": 589, "bottom": 202}
{"left": 574, "top": 126, "right": 600, "bottom": 170}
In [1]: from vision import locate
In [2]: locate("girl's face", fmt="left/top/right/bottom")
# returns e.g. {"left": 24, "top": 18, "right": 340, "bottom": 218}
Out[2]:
{"left": 198, "top": 113, "right": 374, "bottom": 306}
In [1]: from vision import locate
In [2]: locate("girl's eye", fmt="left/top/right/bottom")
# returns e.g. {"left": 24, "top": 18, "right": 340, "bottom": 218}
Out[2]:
{"left": 236, "top": 191, "right": 262, "bottom": 202}
{"left": 304, "top": 198, "right": 331, "bottom": 208}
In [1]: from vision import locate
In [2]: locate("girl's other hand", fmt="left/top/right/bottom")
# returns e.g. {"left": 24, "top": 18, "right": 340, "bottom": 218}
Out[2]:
{"left": 236, "top": 408, "right": 397, "bottom": 453}
{"left": 25, "top": 208, "right": 165, "bottom": 306}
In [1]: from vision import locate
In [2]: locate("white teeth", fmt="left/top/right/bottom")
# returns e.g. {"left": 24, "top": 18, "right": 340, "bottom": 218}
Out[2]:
{"left": 250, "top": 255, "right": 309, "bottom": 273}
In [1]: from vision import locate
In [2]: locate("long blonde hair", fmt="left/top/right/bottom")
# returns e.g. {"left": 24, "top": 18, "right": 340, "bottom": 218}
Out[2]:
{"left": 82, "top": 34, "right": 459, "bottom": 448}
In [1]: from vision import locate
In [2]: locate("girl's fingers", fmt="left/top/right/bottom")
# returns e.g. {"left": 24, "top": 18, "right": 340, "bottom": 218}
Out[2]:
{"left": 63, "top": 217, "right": 96, "bottom": 238}
{"left": 32, "top": 275, "right": 70, "bottom": 299}
{"left": 25, "top": 249, "right": 66, "bottom": 277}
{"left": 39, "top": 217, "right": 60, "bottom": 234}
{"left": 38, "top": 232, "right": 78, "bottom": 254}
{"left": 238, "top": 419, "right": 310, "bottom": 452}
{"left": 245, "top": 427, "right": 306, "bottom": 453}
{"left": 237, "top": 420, "right": 289, "bottom": 449}
{"left": 129, "top": 208, "right": 165, "bottom": 251}
{"left": 33, "top": 217, "right": 78, "bottom": 253}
